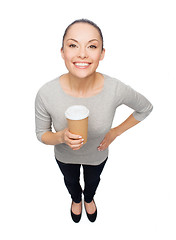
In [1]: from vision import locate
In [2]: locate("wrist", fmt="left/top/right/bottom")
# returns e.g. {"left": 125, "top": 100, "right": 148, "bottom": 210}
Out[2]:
{"left": 113, "top": 126, "right": 123, "bottom": 137}
{"left": 55, "top": 130, "right": 64, "bottom": 144}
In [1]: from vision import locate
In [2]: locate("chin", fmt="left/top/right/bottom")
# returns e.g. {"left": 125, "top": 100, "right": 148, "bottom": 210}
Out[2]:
{"left": 70, "top": 70, "right": 96, "bottom": 79}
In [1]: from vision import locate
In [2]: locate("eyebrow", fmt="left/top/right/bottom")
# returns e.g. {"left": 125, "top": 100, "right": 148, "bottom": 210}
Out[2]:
{"left": 66, "top": 38, "right": 99, "bottom": 43}
{"left": 88, "top": 39, "right": 99, "bottom": 43}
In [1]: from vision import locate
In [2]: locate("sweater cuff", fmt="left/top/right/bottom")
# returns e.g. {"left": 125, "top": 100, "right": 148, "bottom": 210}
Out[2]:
{"left": 133, "top": 105, "right": 153, "bottom": 121}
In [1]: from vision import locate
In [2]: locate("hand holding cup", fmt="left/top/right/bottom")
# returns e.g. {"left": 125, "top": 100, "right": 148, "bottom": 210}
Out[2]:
{"left": 65, "top": 105, "right": 89, "bottom": 147}
{"left": 61, "top": 128, "right": 84, "bottom": 150}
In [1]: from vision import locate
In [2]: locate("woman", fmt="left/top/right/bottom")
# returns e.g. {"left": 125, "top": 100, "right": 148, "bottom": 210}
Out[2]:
{"left": 35, "top": 19, "right": 153, "bottom": 223}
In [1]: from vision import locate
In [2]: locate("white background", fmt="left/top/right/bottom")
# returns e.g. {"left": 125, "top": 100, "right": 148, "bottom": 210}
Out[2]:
{"left": 0, "top": 0, "right": 176, "bottom": 239}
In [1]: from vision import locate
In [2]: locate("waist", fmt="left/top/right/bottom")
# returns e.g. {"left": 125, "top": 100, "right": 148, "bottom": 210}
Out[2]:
{"left": 54, "top": 144, "right": 109, "bottom": 165}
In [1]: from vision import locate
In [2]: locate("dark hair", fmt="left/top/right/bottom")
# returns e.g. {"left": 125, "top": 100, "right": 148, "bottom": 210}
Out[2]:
{"left": 62, "top": 19, "right": 104, "bottom": 50}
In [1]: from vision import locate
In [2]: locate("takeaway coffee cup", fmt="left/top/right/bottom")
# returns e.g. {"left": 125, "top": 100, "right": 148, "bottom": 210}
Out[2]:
{"left": 65, "top": 105, "right": 89, "bottom": 144}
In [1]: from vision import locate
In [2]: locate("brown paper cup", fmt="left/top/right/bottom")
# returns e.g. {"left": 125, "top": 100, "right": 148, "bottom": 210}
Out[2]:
{"left": 65, "top": 105, "right": 89, "bottom": 144}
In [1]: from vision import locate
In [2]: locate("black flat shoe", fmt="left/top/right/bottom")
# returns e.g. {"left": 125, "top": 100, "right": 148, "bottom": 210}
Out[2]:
{"left": 84, "top": 200, "right": 97, "bottom": 222}
{"left": 71, "top": 201, "right": 82, "bottom": 223}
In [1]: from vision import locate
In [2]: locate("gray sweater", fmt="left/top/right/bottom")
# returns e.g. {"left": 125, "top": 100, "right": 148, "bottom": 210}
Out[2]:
{"left": 35, "top": 73, "right": 153, "bottom": 165}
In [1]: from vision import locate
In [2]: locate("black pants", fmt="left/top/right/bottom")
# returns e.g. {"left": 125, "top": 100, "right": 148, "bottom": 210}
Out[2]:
{"left": 56, "top": 157, "right": 107, "bottom": 203}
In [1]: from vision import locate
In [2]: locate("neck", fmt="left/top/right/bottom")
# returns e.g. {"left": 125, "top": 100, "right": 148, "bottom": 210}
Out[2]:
{"left": 68, "top": 72, "right": 97, "bottom": 96}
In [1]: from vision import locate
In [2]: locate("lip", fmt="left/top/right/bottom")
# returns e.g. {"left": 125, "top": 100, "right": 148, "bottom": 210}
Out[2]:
{"left": 73, "top": 62, "right": 91, "bottom": 69}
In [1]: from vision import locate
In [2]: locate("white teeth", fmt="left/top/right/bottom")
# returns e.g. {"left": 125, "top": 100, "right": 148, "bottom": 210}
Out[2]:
{"left": 75, "top": 63, "right": 89, "bottom": 66}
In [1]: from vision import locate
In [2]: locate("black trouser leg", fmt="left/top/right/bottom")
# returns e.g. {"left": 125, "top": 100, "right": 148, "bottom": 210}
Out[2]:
{"left": 82, "top": 157, "right": 107, "bottom": 203}
{"left": 56, "top": 159, "right": 82, "bottom": 203}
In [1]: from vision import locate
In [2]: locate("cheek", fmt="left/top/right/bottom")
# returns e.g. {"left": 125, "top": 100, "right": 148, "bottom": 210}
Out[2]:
{"left": 64, "top": 57, "right": 75, "bottom": 70}
{"left": 62, "top": 54, "right": 73, "bottom": 70}
{"left": 91, "top": 51, "right": 103, "bottom": 62}
{"left": 63, "top": 49, "right": 74, "bottom": 61}
{"left": 91, "top": 56, "right": 102, "bottom": 67}
{"left": 64, "top": 53, "right": 71, "bottom": 62}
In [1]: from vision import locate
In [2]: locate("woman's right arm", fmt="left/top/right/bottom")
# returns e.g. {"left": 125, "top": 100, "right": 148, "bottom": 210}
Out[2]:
{"left": 35, "top": 91, "right": 84, "bottom": 150}
{"left": 41, "top": 130, "right": 64, "bottom": 145}
{"left": 41, "top": 128, "right": 84, "bottom": 150}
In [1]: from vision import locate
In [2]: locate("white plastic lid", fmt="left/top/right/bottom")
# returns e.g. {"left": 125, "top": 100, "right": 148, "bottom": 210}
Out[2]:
{"left": 65, "top": 105, "right": 89, "bottom": 120}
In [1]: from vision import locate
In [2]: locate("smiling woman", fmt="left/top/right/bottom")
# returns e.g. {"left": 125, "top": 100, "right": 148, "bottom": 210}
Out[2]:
{"left": 60, "top": 20, "right": 105, "bottom": 83}
{"left": 35, "top": 18, "right": 153, "bottom": 223}
{"left": 65, "top": 37, "right": 100, "bottom": 70}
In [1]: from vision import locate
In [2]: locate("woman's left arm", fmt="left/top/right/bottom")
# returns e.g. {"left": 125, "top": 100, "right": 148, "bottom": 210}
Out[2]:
{"left": 98, "top": 113, "right": 140, "bottom": 151}
{"left": 98, "top": 81, "right": 153, "bottom": 151}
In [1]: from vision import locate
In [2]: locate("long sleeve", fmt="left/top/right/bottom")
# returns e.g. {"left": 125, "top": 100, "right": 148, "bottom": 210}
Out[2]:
{"left": 116, "top": 80, "right": 153, "bottom": 121}
{"left": 35, "top": 91, "right": 52, "bottom": 142}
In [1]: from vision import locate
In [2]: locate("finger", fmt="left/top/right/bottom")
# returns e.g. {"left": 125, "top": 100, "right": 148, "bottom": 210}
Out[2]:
{"left": 98, "top": 142, "right": 107, "bottom": 151}
{"left": 68, "top": 138, "right": 84, "bottom": 147}
{"left": 98, "top": 145, "right": 107, "bottom": 151}
{"left": 68, "top": 138, "right": 84, "bottom": 146}
{"left": 71, "top": 143, "right": 83, "bottom": 150}
{"left": 67, "top": 131, "right": 82, "bottom": 140}
{"left": 100, "top": 138, "right": 106, "bottom": 146}
{"left": 98, "top": 140, "right": 106, "bottom": 148}
{"left": 73, "top": 146, "right": 82, "bottom": 150}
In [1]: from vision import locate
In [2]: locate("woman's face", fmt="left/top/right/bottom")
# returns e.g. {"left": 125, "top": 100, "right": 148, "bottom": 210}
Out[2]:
{"left": 61, "top": 23, "right": 105, "bottom": 79}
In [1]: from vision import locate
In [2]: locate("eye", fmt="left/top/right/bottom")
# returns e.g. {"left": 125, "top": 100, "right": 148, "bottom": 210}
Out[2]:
{"left": 89, "top": 45, "right": 97, "bottom": 49}
{"left": 69, "top": 44, "right": 77, "bottom": 48}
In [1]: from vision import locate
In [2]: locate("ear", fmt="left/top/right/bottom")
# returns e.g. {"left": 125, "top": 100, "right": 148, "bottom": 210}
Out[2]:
{"left": 60, "top": 47, "right": 65, "bottom": 60}
{"left": 100, "top": 48, "right": 105, "bottom": 61}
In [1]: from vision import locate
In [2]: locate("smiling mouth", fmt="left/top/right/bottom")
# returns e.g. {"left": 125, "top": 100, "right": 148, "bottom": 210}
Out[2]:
{"left": 73, "top": 62, "right": 91, "bottom": 69}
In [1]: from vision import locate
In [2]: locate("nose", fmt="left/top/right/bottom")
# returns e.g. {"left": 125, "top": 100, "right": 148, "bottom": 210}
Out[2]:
{"left": 78, "top": 46, "right": 88, "bottom": 59}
